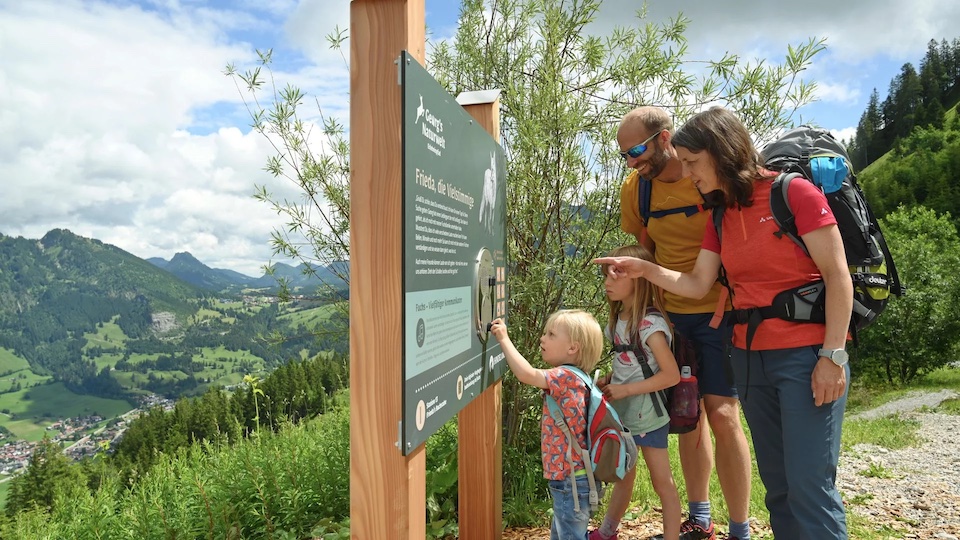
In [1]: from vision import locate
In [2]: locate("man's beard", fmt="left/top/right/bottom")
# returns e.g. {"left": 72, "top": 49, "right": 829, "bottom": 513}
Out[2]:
{"left": 638, "top": 144, "right": 668, "bottom": 180}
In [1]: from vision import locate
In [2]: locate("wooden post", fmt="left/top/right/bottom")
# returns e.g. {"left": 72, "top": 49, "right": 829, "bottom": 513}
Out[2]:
{"left": 349, "top": 1, "right": 425, "bottom": 539}
{"left": 457, "top": 91, "right": 503, "bottom": 540}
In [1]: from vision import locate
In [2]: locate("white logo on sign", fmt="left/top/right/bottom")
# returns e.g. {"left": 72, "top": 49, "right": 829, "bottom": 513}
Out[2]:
{"left": 415, "top": 94, "right": 425, "bottom": 125}
{"left": 415, "top": 94, "right": 445, "bottom": 157}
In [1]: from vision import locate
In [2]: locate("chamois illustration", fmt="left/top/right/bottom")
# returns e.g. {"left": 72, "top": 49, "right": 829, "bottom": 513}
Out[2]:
{"left": 479, "top": 151, "right": 497, "bottom": 233}
{"left": 415, "top": 94, "right": 425, "bottom": 124}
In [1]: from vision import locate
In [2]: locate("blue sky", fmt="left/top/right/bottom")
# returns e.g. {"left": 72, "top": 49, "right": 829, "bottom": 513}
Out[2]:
{"left": 1, "top": 0, "right": 958, "bottom": 276}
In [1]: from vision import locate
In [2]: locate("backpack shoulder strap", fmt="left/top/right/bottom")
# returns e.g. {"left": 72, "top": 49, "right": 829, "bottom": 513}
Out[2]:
{"left": 860, "top": 191, "right": 907, "bottom": 297}
{"left": 769, "top": 172, "right": 809, "bottom": 255}
{"left": 709, "top": 205, "right": 735, "bottom": 333}
{"left": 609, "top": 328, "right": 668, "bottom": 417}
{"left": 711, "top": 205, "right": 724, "bottom": 244}
{"left": 558, "top": 365, "right": 592, "bottom": 387}
{"left": 638, "top": 175, "right": 652, "bottom": 225}
{"left": 638, "top": 175, "right": 705, "bottom": 222}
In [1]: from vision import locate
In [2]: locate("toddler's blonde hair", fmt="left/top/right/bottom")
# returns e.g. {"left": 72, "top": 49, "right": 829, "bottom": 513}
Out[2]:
{"left": 545, "top": 309, "right": 604, "bottom": 374}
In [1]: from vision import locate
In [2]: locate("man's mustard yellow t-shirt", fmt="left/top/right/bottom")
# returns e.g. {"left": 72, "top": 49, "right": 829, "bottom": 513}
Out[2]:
{"left": 619, "top": 169, "right": 724, "bottom": 314}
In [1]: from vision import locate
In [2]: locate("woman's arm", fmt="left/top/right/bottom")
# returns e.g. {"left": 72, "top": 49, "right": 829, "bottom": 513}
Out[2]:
{"left": 593, "top": 249, "right": 722, "bottom": 300}
{"left": 801, "top": 224, "right": 853, "bottom": 405}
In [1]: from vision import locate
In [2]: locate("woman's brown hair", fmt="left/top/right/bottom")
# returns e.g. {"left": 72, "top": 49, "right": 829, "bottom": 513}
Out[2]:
{"left": 671, "top": 106, "right": 763, "bottom": 208}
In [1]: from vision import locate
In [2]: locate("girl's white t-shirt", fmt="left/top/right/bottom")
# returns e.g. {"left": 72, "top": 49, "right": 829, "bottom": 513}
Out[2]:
{"left": 606, "top": 311, "right": 672, "bottom": 435}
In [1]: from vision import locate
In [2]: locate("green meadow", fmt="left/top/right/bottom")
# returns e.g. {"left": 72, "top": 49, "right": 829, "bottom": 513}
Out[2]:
{"left": 0, "top": 382, "right": 133, "bottom": 442}
{"left": 81, "top": 319, "right": 128, "bottom": 351}
{"left": 278, "top": 303, "right": 342, "bottom": 327}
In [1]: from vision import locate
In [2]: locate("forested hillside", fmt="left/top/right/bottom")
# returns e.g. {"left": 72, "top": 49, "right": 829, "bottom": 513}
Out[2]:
{"left": 859, "top": 105, "right": 960, "bottom": 225}
{"left": 848, "top": 38, "right": 960, "bottom": 171}
{"left": 0, "top": 229, "right": 204, "bottom": 394}
{"left": 0, "top": 227, "right": 349, "bottom": 450}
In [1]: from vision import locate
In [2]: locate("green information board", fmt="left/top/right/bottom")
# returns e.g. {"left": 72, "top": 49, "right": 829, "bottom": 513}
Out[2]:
{"left": 400, "top": 51, "right": 507, "bottom": 454}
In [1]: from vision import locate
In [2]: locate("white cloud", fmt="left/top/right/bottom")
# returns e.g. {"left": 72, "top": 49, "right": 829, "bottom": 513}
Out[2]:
{"left": 813, "top": 80, "right": 861, "bottom": 107}
{"left": 585, "top": 0, "right": 960, "bottom": 122}
{"left": 2, "top": 0, "right": 957, "bottom": 278}
{"left": 0, "top": 0, "right": 348, "bottom": 277}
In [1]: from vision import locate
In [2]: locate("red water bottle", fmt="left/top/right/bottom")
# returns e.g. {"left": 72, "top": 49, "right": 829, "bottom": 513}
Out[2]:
{"left": 671, "top": 366, "right": 699, "bottom": 420}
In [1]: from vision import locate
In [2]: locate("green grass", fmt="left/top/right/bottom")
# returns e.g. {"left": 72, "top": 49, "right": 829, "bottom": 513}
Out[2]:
{"left": 0, "top": 348, "right": 30, "bottom": 374}
{"left": 81, "top": 319, "right": 128, "bottom": 351}
{"left": 936, "top": 396, "right": 960, "bottom": 414}
{"left": 842, "top": 415, "right": 922, "bottom": 451}
{"left": 192, "top": 307, "right": 223, "bottom": 321}
{"left": 278, "top": 303, "right": 339, "bottom": 327}
{"left": 0, "top": 382, "right": 133, "bottom": 442}
{"left": 0, "top": 369, "right": 52, "bottom": 394}
{"left": 210, "top": 299, "right": 244, "bottom": 310}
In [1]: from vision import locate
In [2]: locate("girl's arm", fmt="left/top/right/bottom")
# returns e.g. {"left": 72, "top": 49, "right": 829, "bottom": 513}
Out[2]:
{"left": 801, "top": 224, "right": 853, "bottom": 406}
{"left": 602, "top": 331, "right": 681, "bottom": 401}
{"left": 593, "top": 249, "right": 721, "bottom": 300}
{"left": 488, "top": 319, "right": 548, "bottom": 389}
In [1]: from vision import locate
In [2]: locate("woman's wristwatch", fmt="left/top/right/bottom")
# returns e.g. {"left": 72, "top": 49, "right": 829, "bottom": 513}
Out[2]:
{"left": 817, "top": 348, "right": 849, "bottom": 367}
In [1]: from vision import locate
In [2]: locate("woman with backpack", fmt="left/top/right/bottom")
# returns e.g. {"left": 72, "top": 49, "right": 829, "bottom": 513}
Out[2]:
{"left": 594, "top": 107, "right": 853, "bottom": 540}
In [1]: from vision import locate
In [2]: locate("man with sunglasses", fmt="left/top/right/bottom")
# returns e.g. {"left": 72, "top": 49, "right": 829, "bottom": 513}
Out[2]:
{"left": 592, "top": 107, "right": 753, "bottom": 540}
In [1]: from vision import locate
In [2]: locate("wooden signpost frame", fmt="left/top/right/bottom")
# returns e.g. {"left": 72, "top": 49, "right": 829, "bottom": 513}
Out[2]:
{"left": 349, "top": 1, "right": 503, "bottom": 538}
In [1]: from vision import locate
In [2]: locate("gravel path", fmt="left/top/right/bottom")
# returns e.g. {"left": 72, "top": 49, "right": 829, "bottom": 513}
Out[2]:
{"left": 838, "top": 390, "right": 960, "bottom": 539}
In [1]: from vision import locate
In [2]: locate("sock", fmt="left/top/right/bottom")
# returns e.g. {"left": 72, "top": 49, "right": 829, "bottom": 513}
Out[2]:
{"left": 688, "top": 500, "right": 711, "bottom": 529}
{"left": 728, "top": 519, "right": 750, "bottom": 539}
{"left": 599, "top": 515, "right": 619, "bottom": 537}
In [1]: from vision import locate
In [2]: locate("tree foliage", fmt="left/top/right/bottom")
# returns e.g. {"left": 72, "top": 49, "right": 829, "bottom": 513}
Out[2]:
{"left": 849, "top": 37, "right": 960, "bottom": 171}
{"left": 224, "top": 46, "right": 350, "bottom": 315}
{"left": 5, "top": 438, "right": 86, "bottom": 517}
{"left": 859, "top": 122, "right": 960, "bottom": 226}
{"left": 428, "top": 0, "right": 823, "bottom": 446}
{"left": 856, "top": 206, "right": 960, "bottom": 383}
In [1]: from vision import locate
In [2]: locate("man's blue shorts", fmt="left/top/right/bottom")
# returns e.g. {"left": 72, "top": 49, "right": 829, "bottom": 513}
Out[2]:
{"left": 668, "top": 312, "right": 737, "bottom": 398}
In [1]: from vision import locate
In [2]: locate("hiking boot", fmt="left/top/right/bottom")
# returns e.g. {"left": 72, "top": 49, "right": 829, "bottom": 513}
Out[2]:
{"left": 649, "top": 519, "right": 716, "bottom": 540}
{"left": 589, "top": 530, "right": 617, "bottom": 540}
{"left": 678, "top": 518, "right": 716, "bottom": 540}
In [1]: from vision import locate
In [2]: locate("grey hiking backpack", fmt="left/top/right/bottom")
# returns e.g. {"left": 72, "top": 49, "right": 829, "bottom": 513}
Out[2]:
{"left": 713, "top": 125, "right": 905, "bottom": 347}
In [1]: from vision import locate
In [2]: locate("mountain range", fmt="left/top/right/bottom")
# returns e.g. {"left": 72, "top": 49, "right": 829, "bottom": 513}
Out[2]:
{"left": 147, "top": 251, "right": 348, "bottom": 294}
{"left": 0, "top": 229, "right": 348, "bottom": 300}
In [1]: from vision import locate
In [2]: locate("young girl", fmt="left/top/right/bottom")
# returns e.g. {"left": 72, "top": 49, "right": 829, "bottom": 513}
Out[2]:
{"left": 488, "top": 309, "right": 604, "bottom": 540}
{"left": 591, "top": 244, "right": 681, "bottom": 540}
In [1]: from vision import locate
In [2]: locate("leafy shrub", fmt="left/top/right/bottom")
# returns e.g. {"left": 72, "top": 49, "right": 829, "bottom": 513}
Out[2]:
{"left": 856, "top": 206, "right": 960, "bottom": 383}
